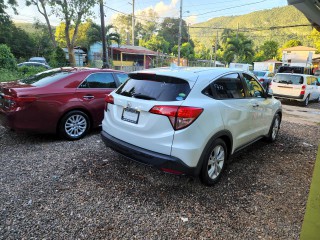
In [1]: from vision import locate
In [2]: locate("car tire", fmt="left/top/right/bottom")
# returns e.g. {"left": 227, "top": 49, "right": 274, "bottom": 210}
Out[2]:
{"left": 266, "top": 113, "right": 281, "bottom": 142}
{"left": 302, "top": 96, "right": 309, "bottom": 107}
{"left": 59, "top": 110, "right": 90, "bottom": 140}
{"left": 200, "top": 138, "right": 227, "bottom": 186}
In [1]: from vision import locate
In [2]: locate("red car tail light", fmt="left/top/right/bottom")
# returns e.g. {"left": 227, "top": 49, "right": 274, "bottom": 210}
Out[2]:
{"left": 259, "top": 79, "right": 264, "bottom": 82}
{"left": 300, "top": 85, "right": 306, "bottom": 95}
{"left": 105, "top": 94, "right": 114, "bottom": 111}
{"left": 149, "top": 105, "right": 203, "bottom": 130}
{"left": 3, "top": 95, "right": 37, "bottom": 110}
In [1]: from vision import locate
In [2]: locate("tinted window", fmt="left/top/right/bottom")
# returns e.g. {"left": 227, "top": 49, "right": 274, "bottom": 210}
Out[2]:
{"left": 242, "top": 73, "right": 264, "bottom": 98}
{"left": 116, "top": 74, "right": 191, "bottom": 101}
{"left": 206, "top": 73, "right": 245, "bottom": 99}
{"left": 79, "top": 73, "right": 116, "bottom": 88}
{"left": 20, "top": 70, "right": 71, "bottom": 87}
{"left": 253, "top": 71, "right": 267, "bottom": 77}
{"left": 115, "top": 73, "right": 129, "bottom": 84}
{"left": 274, "top": 74, "right": 304, "bottom": 85}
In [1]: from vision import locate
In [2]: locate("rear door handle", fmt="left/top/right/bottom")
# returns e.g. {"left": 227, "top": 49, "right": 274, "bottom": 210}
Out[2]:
{"left": 83, "top": 95, "right": 94, "bottom": 100}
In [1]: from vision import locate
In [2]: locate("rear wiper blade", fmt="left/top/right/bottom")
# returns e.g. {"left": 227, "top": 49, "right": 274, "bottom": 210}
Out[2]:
{"left": 132, "top": 93, "right": 156, "bottom": 100}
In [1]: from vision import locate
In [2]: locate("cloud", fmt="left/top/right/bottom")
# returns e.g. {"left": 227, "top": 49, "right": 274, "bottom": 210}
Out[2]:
{"left": 153, "top": 0, "right": 179, "bottom": 17}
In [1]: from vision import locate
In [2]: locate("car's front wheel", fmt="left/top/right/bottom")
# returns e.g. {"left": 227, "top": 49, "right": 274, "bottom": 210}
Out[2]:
{"left": 200, "top": 138, "right": 227, "bottom": 186}
{"left": 59, "top": 110, "right": 90, "bottom": 140}
{"left": 266, "top": 113, "right": 281, "bottom": 142}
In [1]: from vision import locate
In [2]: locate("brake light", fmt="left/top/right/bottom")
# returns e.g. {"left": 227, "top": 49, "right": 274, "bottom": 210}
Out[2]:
{"left": 104, "top": 94, "right": 114, "bottom": 111}
{"left": 259, "top": 78, "right": 264, "bottom": 82}
{"left": 149, "top": 105, "right": 203, "bottom": 130}
{"left": 3, "top": 95, "right": 37, "bottom": 110}
{"left": 300, "top": 85, "right": 306, "bottom": 95}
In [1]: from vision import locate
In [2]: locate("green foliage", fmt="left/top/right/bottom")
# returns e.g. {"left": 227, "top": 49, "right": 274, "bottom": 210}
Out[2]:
{"left": 49, "top": 47, "right": 67, "bottom": 67}
{"left": 157, "top": 18, "right": 189, "bottom": 52}
{"left": 0, "top": 0, "right": 18, "bottom": 23}
{"left": 17, "top": 66, "right": 47, "bottom": 76}
{"left": 190, "top": 6, "right": 313, "bottom": 51}
{"left": 0, "top": 20, "right": 35, "bottom": 60}
{"left": 223, "top": 34, "right": 254, "bottom": 64}
{"left": 308, "top": 29, "right": 320, "bottom": 53}
{"left": 180, "top": 42, "right": 195, "bottom": 60}
{"left": 0, "top": 44, "right": 16, "bottom": 70}
{"left": 0, "top": 68, "right": 19, "bottom": 82}
{"left": 140, "top": 35, "right": 169, "bottom": 53}
{"left": 282, "top": 39, "right": 303, "bottom": 48}
{"left": 259, "top": 41, "right": 279, "bottom": 60}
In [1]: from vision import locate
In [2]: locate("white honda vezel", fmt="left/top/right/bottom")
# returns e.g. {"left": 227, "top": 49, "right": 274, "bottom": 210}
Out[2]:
{"left": 101, "top": 67, "right": 282, "bottom": 185}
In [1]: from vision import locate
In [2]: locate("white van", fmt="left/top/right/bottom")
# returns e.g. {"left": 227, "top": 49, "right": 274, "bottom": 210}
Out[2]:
{"left": 271, "top": 73, "right": 320, "bottom": 106}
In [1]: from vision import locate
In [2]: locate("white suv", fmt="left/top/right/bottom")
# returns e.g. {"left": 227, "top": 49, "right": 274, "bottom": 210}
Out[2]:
{"left": 271, "top": 73, "right": 320, "bottom": 106}
{"left": 101, "top": 67, "right": 282, "bottom": 185}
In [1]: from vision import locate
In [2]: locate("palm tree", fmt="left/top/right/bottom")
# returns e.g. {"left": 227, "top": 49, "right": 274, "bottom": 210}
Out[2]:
{"left": 223, "top": 34, "right": 254, "bottom": 64}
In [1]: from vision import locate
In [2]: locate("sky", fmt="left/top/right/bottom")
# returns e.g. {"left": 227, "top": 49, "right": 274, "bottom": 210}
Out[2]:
{"left": 9, "top": 0, "right": 288, "bottom": 26}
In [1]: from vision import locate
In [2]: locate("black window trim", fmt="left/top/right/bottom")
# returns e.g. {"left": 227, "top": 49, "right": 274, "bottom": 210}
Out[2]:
{"left": 77, "top": 72, "right": 119, "bottom": 89}
{"left": 239, "top": 72, "right": 267, "bottom": 99}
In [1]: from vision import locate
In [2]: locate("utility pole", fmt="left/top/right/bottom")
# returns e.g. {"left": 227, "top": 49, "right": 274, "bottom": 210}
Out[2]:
{"left": 177, "top": 0, "right": 183, "bottom": 66}
{"left": 100, "top": 0, "right": 108, "bottom": 68}
{"left": 213, "top": 31, "right": 218, "bottom": 67}
{"left": 132, "top": 0, "right": 135, "bottom": 46}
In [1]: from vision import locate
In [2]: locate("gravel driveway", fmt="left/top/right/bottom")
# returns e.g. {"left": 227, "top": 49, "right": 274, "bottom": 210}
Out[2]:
{"left": 0, "top": 103, "right": 319, "bottom": 239}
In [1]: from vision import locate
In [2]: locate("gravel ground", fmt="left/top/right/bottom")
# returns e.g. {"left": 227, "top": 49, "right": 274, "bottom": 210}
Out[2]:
{"left": 0, "top": 104, "right": 319, "bottom": 239}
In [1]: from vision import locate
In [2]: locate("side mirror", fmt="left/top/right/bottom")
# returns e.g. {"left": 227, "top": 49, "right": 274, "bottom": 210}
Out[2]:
{"left": 266, "top": 88, "right": 273, "bottom": 98}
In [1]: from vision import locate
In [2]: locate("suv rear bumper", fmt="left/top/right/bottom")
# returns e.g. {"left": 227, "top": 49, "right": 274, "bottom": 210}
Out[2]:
{"left": 101, "top": 131, "right": 198, "bottom": 176}
{"left": 273, "top": 93, "right": 304, "bottom": 100}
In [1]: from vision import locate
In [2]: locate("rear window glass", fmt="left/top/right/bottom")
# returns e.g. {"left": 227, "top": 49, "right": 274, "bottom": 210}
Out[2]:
{"left": 20, "top": 70, "right": 71, "bottom": 87}
{"left": 116, "top": 74, "right": 191, "bottom": 101}
{"left": 253, "top": 71, "right": 266, "bottom": 77}
{"left": 274, "top": 74, "right": 304, "bottom": 85}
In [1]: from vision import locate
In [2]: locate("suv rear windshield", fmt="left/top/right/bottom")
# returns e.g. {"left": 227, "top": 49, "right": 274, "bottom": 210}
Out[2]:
{"left": 20, "top": 70, "right": 72, "bottom": 87}
{"left": 116, "top": 73, "right": 191, "bottom": 101}
{"left": 274, "top": 74, "right": 304, "bottom": 85}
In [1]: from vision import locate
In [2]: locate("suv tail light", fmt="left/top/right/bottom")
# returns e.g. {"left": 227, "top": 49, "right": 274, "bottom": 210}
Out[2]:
{"left": 149, "top": 105, "right": 203, "bottom": 130}
{"left": 105, "top": 94, "right": 114, "bottom": 110}
{"left": 300, "top": 85, "right": 306, "bottom": 95}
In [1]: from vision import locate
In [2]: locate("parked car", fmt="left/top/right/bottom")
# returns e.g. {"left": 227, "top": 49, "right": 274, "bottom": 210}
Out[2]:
{"left": 253, "top": 70, "right": 273, "bottom": 88}
{"left": 17, "top": 62, "right": 51, "bottom": 69}
{"left": 271, "top": 73, "right": 320, "bottom": 106}
{"left": 101, "top": 67, "right": 282, "bottom": 185}
{"left": 0, "top": 67, "right": 128, "bottom": 140}
{"left": 29, "top": 57, "right": 48, "bottom": 65}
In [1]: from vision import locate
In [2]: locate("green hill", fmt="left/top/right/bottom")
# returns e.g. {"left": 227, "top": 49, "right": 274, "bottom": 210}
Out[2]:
{"left": 190, "top": 5, "right": 314, "bottom": 49}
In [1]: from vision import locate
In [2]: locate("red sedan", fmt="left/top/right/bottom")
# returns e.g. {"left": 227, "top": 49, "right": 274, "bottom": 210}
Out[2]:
{"left": 0, "top": 67, "right": 128, "bottom": 140}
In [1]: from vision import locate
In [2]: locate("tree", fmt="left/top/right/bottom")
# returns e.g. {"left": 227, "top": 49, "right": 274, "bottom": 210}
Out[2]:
{"left": 112, "top": 14, "right": 132, "bottom": 45}
{"left": 26, "top": 0, "right": 56, "bottom": 48}
{"left": 49, "top": 46, "right": 67, "bottom": 67}
{"left": 51, "top": 0, "right": 97, "bottom": 66}
{"left": 0, "top": 0, "right": 18, "bottom": 23}
{"left": 194, "top": 40, "right": 210, "bottom": 60}
{"left": 223, "top": 33, "right": 254, "bottom": 64}
{"left": 140, "top": 35, "right": 169, "bottom": 53}
{"left": 308, "top": 28, "right": 320, "bottom": 53}
{"left": 157, "top": 17, "right": 189, "bottom": 52}
{"left": 0, "top": 44, "right": 16, "bottom": 70}
{"left": 259, "top": 40, "right": 279, "bottom": 60}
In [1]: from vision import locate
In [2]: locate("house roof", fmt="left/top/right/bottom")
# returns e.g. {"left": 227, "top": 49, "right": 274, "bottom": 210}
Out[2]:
{"left": 282, "top": 46, "right": 317, "bottom": 51}
{"left": 110, "top": 44, "right": 159, "bottom": 56}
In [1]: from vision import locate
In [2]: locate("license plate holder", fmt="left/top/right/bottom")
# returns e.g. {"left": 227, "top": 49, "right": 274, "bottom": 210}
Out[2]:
{"left": 121, "top": 108, "right": 140, "bottom": 124}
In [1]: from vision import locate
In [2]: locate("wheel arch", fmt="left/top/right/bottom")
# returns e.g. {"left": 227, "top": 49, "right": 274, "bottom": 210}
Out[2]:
{"left": 56, "top": 108, "right": 93, "bottom": 134}
{"left": 194, "top": 129, "right": 233, "bottom": 176}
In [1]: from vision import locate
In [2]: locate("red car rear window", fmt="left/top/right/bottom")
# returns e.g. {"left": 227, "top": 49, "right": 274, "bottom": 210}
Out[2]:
{"left": 20, "top": 70, "right": 72, "bottom": 87}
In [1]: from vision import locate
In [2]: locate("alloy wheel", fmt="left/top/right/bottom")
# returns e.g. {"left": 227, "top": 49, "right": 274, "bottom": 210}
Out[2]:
{"left": 64, "top": 114, "right": 87, "bottom": 138}
{"left": 207, "top": 145, "right": 225, "bottom": 180}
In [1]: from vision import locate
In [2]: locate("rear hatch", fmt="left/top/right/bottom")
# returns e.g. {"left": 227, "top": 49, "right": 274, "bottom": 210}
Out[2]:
{"left": 272, "top": 74, "right": 304, "bottom": 97}
{"left": 103, "top": 72, "right": 195, "bottom": 155}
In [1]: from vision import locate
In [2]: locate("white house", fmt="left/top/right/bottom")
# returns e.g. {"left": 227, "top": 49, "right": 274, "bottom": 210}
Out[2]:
{"left": 253, "top": 59, "right": 282, "bottom": 73}
{"left": 282, "top": 46, "right": 317, "bottom": 67}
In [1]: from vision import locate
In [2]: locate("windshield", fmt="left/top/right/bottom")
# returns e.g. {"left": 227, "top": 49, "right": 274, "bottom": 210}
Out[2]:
{"left": 20, "top": 70, "right": 72, "bottom": 87}
{"left": 274, "top": 74, "right": 304, "bottom": 84}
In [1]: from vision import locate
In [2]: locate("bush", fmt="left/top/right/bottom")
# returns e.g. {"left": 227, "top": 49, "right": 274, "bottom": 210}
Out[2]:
{"left": 0, "top": 69, "right": 20, "bottom": 82}
{"left": 49, "top": 47, "right": 68, "bottom": 67}
{"left": 17, "top": 66, "right": 48, "bottom": 76}
{"left": 0, "top": 44, "right": 17, "bottom": 70}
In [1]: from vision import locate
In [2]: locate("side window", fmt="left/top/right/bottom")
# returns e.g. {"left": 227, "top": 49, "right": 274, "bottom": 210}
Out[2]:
{"left": 242, "top": 73, "right": 264, "bottom": 98}
{"left": 79, "top": 73, "right": 116, "bottom": 88}
{"left": 208, "top": 73, "right": 245, "bottom": 99}
{"left": 115, "top": 73, "right": 129, "bottom": 84}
